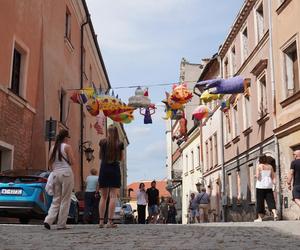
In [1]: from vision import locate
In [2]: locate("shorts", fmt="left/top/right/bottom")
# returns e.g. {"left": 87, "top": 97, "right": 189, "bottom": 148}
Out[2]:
{"left": 256, "top": 188, "right": 276, "bottom": 214}
{"left": 292, "top": 185, "right": 300, "bottom": 200}
{"left": 148, "top": 205, "right": 158, "bottom": 216}
{"left": 199, "top": 204, "right": 209, "bottom": 215}
{"left": 190, "top": 209, "right": 199, "bottom": 218}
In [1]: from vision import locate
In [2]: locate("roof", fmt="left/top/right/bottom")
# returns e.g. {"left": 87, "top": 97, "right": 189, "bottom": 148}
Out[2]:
{"left": 127, "top": 180, "right": 171, "bottom": 200}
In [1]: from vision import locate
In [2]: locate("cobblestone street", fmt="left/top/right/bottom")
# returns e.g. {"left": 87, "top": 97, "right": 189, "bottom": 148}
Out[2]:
{"left": 0, "top": 221, "right": 300, "bottom": 250}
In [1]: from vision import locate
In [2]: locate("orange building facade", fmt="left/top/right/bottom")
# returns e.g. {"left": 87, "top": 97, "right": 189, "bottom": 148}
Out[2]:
{"left": 0, "top": 0, "right": 125, "bottom": 191}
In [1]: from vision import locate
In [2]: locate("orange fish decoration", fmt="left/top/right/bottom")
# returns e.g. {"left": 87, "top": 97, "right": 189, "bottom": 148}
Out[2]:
{"left": 170, "top": 83, "right": 193, "bottom": 104}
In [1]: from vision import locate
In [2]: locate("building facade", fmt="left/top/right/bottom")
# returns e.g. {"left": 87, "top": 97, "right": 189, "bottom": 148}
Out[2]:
{"left": 219, "top": 0, "right": 278, "bottom": 221}
{"left": 198, "top": 55, "right": 223, "bottom": 222}
{"left": 0, "top": 0, "right": 128, "bottom": 191}
{"left": 272, "top": 0, "right": 300, "bottom": 219}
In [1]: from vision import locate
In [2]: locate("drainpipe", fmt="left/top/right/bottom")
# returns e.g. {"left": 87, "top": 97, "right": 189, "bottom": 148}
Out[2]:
{"left": 268, "top": 0, "right": 282, "bottom": 219}
{"left": 80, "top": 17, "right": 89, "bottom": 191}
{"left": 218, "top": 55, "right": 226, "bottom": 222}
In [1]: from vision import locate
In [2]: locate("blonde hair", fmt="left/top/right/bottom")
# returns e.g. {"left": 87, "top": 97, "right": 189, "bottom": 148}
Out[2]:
{"left": 90, "top": 168, "right": 97, "bottom": 175}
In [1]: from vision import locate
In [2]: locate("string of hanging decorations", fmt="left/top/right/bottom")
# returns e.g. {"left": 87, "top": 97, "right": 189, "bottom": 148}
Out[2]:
{"left": 69, "top": 76, "right": 251, "bottom": 127}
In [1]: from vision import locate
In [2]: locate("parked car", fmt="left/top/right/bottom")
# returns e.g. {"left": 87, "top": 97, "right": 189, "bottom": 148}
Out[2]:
{"left": 112, "top": 199, "right": 123, "bottom": 224}
{"left": 0, "top": 169, "right": 79, "bottom": 224}
{"left": 120, "top": 203, "right": 136, "bottom": 224}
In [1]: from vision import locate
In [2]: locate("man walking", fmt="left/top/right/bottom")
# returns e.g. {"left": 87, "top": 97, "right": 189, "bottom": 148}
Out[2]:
{"left": 146, "top": 180, "right": 159, "bottom": 224}
{"left": 196, "top": 187, "right": 210, "bottom": 223}
{"left": 287, "top": 150, "right": 300, "bottom": 210}
{"left": 189, "top": 193, "right": 199, "bottom": 223}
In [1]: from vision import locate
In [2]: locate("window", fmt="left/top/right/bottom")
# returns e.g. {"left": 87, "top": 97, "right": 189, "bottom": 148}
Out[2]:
{"left": 224, "top": 58, "right": 229, "bottom": 79}
{"left": 241, "top": 26, "right": 249, "bottom": 62}
{"left": 191, "top": 151, "right": 194, "bottom": 170}
{"left": 205, "top": 141, "right": 209, "bottom": 172}
{"left": 11, "top": 49, "right": 22, "bottom": 95}
{"left": 213, "top": 133, "right": 218, "bottom": 167}
{"left": 228, "top": 174, "right": 233, "bottom": 204}
{"left": 243, "top": 95, "right": 252, "bottom": 129}
{"left": 248, "top": 164, "right": 255, "bottom": 202}
{"left": 224, "top": 111, "right": 232, "bottom": 144}
{"left": 185, "top": 154, "right": 188, "bottom": 173}
{"left": 65, "top": 7, "right": 71, "bottom": 40}
{"left": 60, "top": 89, "right": 68, "bottom": 124}
{"left": 0, "top": 142, "right": 14, "bottom": 172}
{"left": 283, "top": 41, "right": 299, "bottom": 97}
{"left": 255, "top": 2, "right": 264, "bottom": 42}
{"left": 257, "top": 74, "right": 268, "bottom": 117}
{"left": 209, "top": 137, "right": 213, "bottom": 169}
{"left": 237, "top": 170, "right": 241, "bottom": 203}
{"left": 197, "top": 145, "right": 201, "bottom": 168}
{"left": 231, "top": 46, "right": 237, "bottom": 75}
{"left": 232, "top": 105, "right": 239, "bottom": 138}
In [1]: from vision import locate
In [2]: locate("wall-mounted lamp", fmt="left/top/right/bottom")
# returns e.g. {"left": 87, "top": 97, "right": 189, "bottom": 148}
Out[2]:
{"left": 79, "top": 141, "right": 95, "bottom": 162}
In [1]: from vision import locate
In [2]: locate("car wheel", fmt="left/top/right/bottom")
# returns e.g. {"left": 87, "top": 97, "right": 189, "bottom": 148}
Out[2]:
{"left": 19, "top": 218, "right": 30, "bottom": 224}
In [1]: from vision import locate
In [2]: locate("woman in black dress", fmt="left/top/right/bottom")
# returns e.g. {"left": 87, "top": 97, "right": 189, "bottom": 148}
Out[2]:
{"left": 98, "top": 125, "right": 124, "bottom": 228}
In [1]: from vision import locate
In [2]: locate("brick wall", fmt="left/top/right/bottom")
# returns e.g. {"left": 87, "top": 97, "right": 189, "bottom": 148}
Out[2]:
{"left": 0, "top": 90, "right": 35, "bottom": 170}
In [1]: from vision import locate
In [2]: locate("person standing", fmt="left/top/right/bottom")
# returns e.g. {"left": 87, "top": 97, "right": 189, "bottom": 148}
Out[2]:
{"left": 44, "top": 129, "right": 75, "bottom": 230}
{"left": 146, "top": 180, "right": 159, "bottom": 224}
{"left": 196, "top": 187, "right": 210, "bottom": 223}
{"left": 167, "top": 197, "right": 177, "bottom": 224}
{"left": 189, "top": 193, "right": 199, "bottom": 224}
{"left": 84, "top": 168, "right": 99, "bottom": 224}
{"left": 98, "top": 125, "right": 124, "bottom": 228}
{"left": 159, "top": 197, "right": 169, "bottom": 224}
{"left": 136, "top": 183, "right": 147, "bottom": 224}
{"left": 254, "top": 154, "right": 278, "bottom": 222}
{"left": 287, "top": 150, "right": 300, "bottom": 210}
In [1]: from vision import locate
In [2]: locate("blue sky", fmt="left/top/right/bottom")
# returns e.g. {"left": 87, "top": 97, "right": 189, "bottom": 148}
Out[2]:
{"left": 86, "top": 0, "right": 244, "bottom": 184}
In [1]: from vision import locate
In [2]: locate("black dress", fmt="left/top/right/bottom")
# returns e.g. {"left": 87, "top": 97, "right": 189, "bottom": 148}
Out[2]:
{"left": 98, "top": 140, "right": 124, "bottom": 188}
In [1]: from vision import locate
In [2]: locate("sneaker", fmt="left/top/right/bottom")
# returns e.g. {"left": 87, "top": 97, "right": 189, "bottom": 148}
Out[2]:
{"left": 274, "top": 216, "right": 279, "bottom": 221}
{"left": 254, "top": 218, "right": 263, "bottom": 222}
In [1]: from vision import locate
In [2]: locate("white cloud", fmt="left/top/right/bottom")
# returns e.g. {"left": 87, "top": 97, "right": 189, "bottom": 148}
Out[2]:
{"left": 127, "top": 126, "right": 151, "bottom": 137}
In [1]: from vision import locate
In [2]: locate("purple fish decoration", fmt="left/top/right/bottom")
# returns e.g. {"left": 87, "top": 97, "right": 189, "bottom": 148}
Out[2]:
{"left": 196, "top": 76, "right": 251, "bottom": 94}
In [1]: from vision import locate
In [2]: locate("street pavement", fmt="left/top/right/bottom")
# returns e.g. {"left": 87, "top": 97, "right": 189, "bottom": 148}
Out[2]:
{"left": 0, "top": 221, "right": 300, "bottom": 250}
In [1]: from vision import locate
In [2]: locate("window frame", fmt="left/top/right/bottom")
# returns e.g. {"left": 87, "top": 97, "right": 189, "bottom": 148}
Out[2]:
{"left": 9, "top": 39, "right": 29, "bottom": 99}
{"left": 281, "top": 36, "right": 300, "bottom": 100}
{"left": 65, "top": 7, "right": 72, "bottom": 41}
{"left": 240, "top": 23, "right": 249, "bottom": 63}
{"left": 257, "top": 70, "right": 268, "bottom": 118}
{"left": 254, "top": 0, "right": 265, "bottom": 44}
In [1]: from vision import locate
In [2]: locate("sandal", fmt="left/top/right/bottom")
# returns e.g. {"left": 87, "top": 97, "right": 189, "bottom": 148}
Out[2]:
{"left": 106, "top": 218, "right": 118, "bottom": 228}
{"left": 99, "top": 218, "right": 105, "bottom": 228}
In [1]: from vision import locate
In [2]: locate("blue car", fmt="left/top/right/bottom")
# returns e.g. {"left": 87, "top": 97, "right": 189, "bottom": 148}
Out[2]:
{"left": 0, "top": 169, "right": 79, "bottom": 224}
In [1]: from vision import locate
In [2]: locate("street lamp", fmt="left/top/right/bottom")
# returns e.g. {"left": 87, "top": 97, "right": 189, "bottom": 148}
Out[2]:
{"left": 79, "top": 141, "right": 95, "bottom": 162}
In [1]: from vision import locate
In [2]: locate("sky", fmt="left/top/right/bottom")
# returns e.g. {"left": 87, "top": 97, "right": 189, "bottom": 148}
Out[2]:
{"left": 86, "top": 0, "right": 244, "bottom": 184}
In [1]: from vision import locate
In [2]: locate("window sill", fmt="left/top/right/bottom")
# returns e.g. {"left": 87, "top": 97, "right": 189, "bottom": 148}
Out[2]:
{"left": 243, "top": 127, "right": 253, "bottom": 136}
{"left": 257, "top": 113, "right": 269, "bottom": 125}
{"left": 280, "top": 90, "right": 300, "bottom": 108}
{"left": 232, "top": 136, "right": 240, "bottom": 144}
{"left": 64, "top": 37, "right": 74, "bottom": 53}
{"left": 276, "top": 0, "right": 292, "bottom": 15}
{"left": 224, "top": 142, "right": 232, "bottom": 149}
{"left": 5, "top": 88, "right": 36, "bottom": 114}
